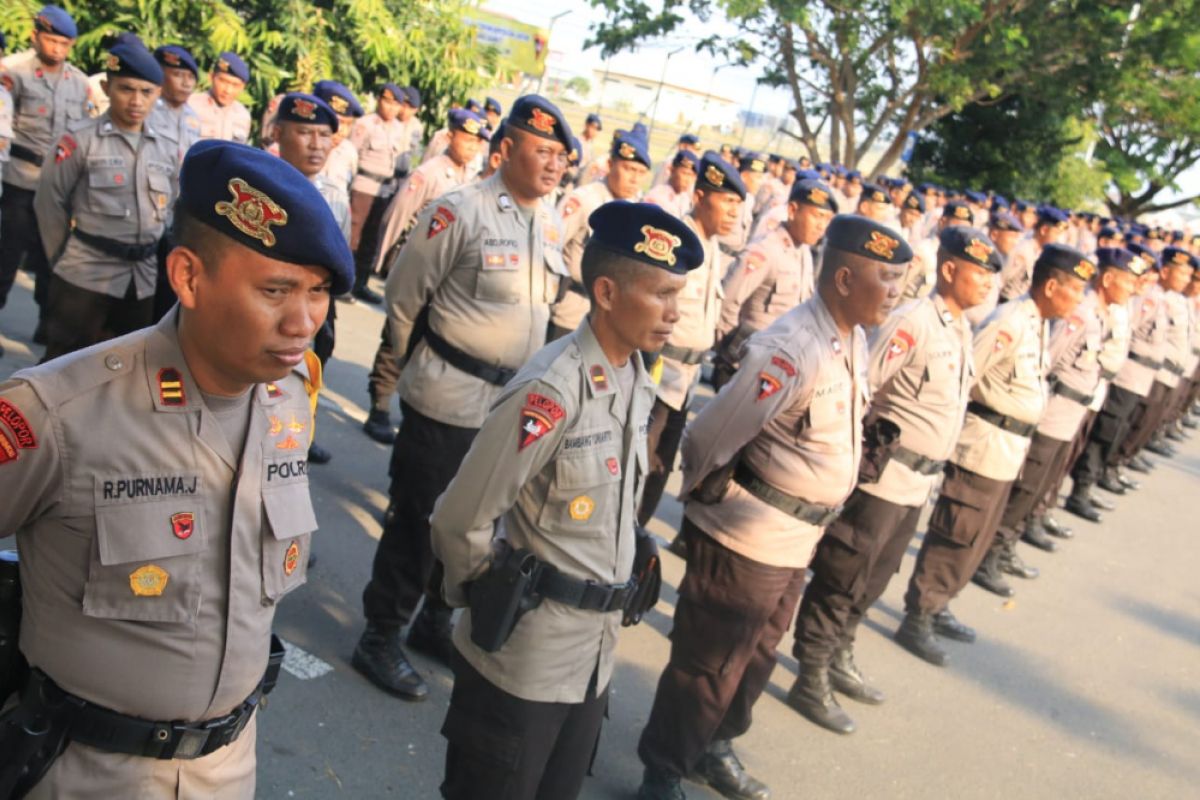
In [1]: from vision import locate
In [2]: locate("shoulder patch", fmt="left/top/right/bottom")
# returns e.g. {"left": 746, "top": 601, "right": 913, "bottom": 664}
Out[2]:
{"left": 519, "top": 392, "right": 566, "bottom": 451}
{"left": 887, "top": 329, "right": 915, "bottom": 360}
{"left": 770, "top": 355, "right": 797, "bottom": 377}
{"left": 743, "top": 248, "right": 766, "bottom": 272}
{"left": 757, "top": 372, "right": 783, "bottom": 402}
{"left": 561, "top": 196, "right": 581, "bottom": 219}
{"left": 427, "top": 205, "right": 456, "bottom": 239}
{"left": 406, "top": 171, "right": 425, "bottom": 193}
{"left": 0, "top": 399, "right": 37, "bottom": 451}
{"left": 55, "top": 133, "right": 77, "bottom": 163}
{"left": 994, "top": 329, "right": 1014, "bottom": 352}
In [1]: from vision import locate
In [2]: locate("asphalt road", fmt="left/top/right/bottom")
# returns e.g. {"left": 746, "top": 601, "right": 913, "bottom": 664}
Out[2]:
{"left": 2, "top": 271, "right": 1198, "bottom": 800}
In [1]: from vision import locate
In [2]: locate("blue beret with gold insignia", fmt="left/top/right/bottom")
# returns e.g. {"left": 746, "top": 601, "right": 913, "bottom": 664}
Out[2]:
{"left": 34, "top": 5, "right": 76, "bottom": 39}
{"left": 379, "top": 83, "right": 404, "bottom": 104}
{"left": 964, "top": 189, "right": 987, "bottom": 204}
{"left": 1162, "top": 246, "right": 1199, "bottom": 270}
{"left": 177, "top": 140, "right": 354, "bottom": 294}
{"left": 1127, "top": 242, "right": 1159, "bottom": 271}
{"left": 860, "top": 183, "right": 891, "bottom": 205}
{"left": 989, "top": 211, "right": 1024, "bottom": 233}
{"left": 464, "top": 98, "right": 482, "bottom": 113}
{"left": 484, "top": 97, "right": 502, "bottom": 115}
{"left": 825, "top": 214, "right": 913, "bottom": 264}
{"left": 738, "top": 151, "right": 768, "bottom": 174}
{"left": 611, "top": 131, "right": 651, "bottom": 168}
{"left": 672, "top": 150, "right": 699, "bottom": 170}
{"left": 449, "top": 108, "right": 489, "bottom": 139}
{"left": 105, "top": 42, "right": 162, "bottom": 85}
{"left": 1095, "top": 247, "right": 1143, "bottom": 275}
{"left": 313, "top": 80, "right": 363, "bottom": 118}
{"left": 902, "top": 192, "right": 925, "bottom": 213}
{"left": 505, "top": 94, "right": 574, "bottom": 153}
{"left": 940, "top": 226, "right": 1000, "bottom": 272}
{"left": 789, "top": 179, "right": 838, "bottom": 212}
{"left": 154, "top": 45, "right": 199, "bottom": 78}
{"left": 587, "top": 201, "right": 705, "bottom": 275}
{"left": 585, "top": 112, "right": 602, "bottom": 129}
{"left": 679, "top": 133, "right": 699, "bottom": 146}
{"left": 1033, "top": 243, "right": 1096, "bottom": 284}
{"left": 277, "top": 93, "right": 338, "bottom": 132}
{"left": 944, "top": 200, "right": 973, "bottom": 223}
{"left": 213, "top": 51, "right": 249, "bottom": 83}
{"left": 1036, "top": 205, "right": 1069, "bottom": 228}
{"left": 696, "top": 151, "right": 747, "bottom": 200}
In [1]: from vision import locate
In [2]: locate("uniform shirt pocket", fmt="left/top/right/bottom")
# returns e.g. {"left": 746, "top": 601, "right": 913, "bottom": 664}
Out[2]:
{"left": 538, "top": 445, "right": 621, "bottom": 538}
{"left": 261, "top": 484, "right": 317, "bottom": 603}
{"left": 86, "top": 169, "right": 132, "bottom": 218}
{"left": 476, "top": 240, "right": 521, "bottom": 304}
{"left": 147, "top": 170, "right": 172, "bottom": 221}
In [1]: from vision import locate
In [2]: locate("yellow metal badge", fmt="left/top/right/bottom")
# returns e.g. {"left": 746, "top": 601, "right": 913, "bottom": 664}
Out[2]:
{"left": 129, "top": 564, "right": 169, "bottom": 597}
{"left": 569, "top": 495, "right": 596, "bottom": 521}
{"left": 214, "top": 178, "right": 289, "bottom": 247}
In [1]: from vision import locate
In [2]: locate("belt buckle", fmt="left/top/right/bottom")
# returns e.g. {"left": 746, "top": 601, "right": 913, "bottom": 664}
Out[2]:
{"left": 816, "top": 506, "right": 842, "bottom": 526}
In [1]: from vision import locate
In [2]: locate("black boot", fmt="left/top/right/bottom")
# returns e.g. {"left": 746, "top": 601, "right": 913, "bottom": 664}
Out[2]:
{"left": 694, "top": 739, "right": 771, "bottom": 800}
{"left": 362, "top": 408, "right": 397, "bottom": 444}
{"left": 352, "top": 622, "right": 429, "bottom": 700}
{"left": 406, "top": 602, "right": 455, "bottom": 667}
{"left": 637, "top": 767, "right": 686, "bottom": 800}
{"left": 1097, "top": 468, "right": 1127, "bottom": 495}
{"left": 1165, "top": 424, "right": 1186, "bottom": 442}
{"left": 999, "top": 539, "right": 1039, "bottom": 580}
{"left": 894, "top": 612, "right": 948, "bottom": 666}
{"left": 1041, "top": 513, "right": 1073, "bottom": 539}
{"left": 828, "top": 646, "right": 885, "bottom": 705}
{"left": 1144, "top": 436, "right": 1176, "bottom": 457}
{"left": 1020, "top": 519, "right": 1058, "bottom": 553}
{"left": 1127, "top": 454, "right": 1154, "bottom": 473}
{"left": 307, "top": 441, "right": 332, "bottom": 464}
{"left": 1114, "top": 468, "right": 1140, "bottom": 491}
{"left": 1064, "top": 491, "right": 1102, "bottom": 522}
{"left": 932, "top": 608, "right": 976, "bottom": 643}
{"left": 1089, "top": 492, "right": 1116, "bottom": 511}
{"left": 666, "top": 534, "right": 688, "bottom": 559}
{"left": 972, "top": 546, "right": 1016, "bottom": 596}
{"left": 785, "top": 663, "right": 856, "bottom": 734}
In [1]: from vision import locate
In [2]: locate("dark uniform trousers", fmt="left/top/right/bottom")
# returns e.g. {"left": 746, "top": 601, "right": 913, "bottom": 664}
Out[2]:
{"left": 1163, "top": 380, "right": 1192, "bottom": 427}
{"left": 793, "top": 489, "right": 922, "bottom": 665}
{"left": 1050, "top": 409, "right": 1097, "bottom": 507}
{"left": 904, "top": 464, "right": 1014, "bottom": 615}
{"left": 41, "top": 274, "right": 154, "bottom": 363}
{"left": 349, "top": 190, "right": 392, "bottom": 293}
{"left": 0, "top": 184, "right": 50, "bottom": 310}
{"left": 996, "top": 432, "right": 1073, "bottom": 542}
{"left": 1074, "top": 384, "right": 1141, "bottom": 488}
{"left": 441, "top": 649, "right": 608, "bottom": 800}
{"left": 362, "top": 401, "right": 474, "bottom": 627}
{"left": 637, "top": 398, "right": 690, "bottom": 526}
{"left": 1118, "top": 381, "right": 1170, "bottom": 461}
{"left": 638, "top": 518, "right": 806, "bottom": 778}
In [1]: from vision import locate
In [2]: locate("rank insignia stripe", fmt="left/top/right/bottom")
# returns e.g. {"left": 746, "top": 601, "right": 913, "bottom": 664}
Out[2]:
{"left": 0, "top": 429, "right": 18, "bottom": 464}
{"left": 265, "top": 382, "right": 284, "bottom": 399}
{"left": 770, "top": 355, "right": 797, "bottom": 377}
{"left": 590, "top": 364, "right": 609, "bottom": 392}
{"left": 129, "top": 564, "right": 169, "bottom": 597}
{"left": 157, "top": 368, "right": 186, "bottom": 406}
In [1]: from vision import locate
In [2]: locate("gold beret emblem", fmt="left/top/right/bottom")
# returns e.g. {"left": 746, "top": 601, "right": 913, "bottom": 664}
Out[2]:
{"left": 704, "top": 164, "right": 725, "bottom": 187}
{"left": 808, "top": 187, "right": 829, "bottom": 207}
{"left": 106, "top": 54, "right": 120, "bottom": 71}
{"left": 329, "top": 95, "right": 349, "bottom": 114}
{"left": 162, "top": 51, "right": 181, "bottom": 66}
{"left": 863, "top": 230, "right": 899, "bottom": 260}
{"left": 1073, "top": 260, "right": 1097, "bottom": 280}
{"left": 1129, "top": 255, "right": 1148, "bottom": 276}
{"left": 750, "top": 159, "right": 765, "bottom": 172}
{"left": 218, "top": 58, "right": 230, "bottom": 72}
{"left": 528, "top": 107, "right": 556, "bottom": 134}
{"left": 954, "top": 205, "right": 971, "bottom": 220}
{"left": 618, "top": 142, "right": 636, "bottom": 160}
{"left": 214, "top": 178, "right": 289, "bottom": 248}
{"left": 634, "top": 225, "right": 682, "bottom": 267}
{"left": 290, "top": 97, "right": 317, "bottom": 120}
{"left": 462, "top": 117, "right": 481, "bottom": 136}
{"left": 964, "top": 238, "right": 993, "bottom": 263}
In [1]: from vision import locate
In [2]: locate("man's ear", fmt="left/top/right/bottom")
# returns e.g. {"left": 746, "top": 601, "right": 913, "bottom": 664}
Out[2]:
{"left": 167, "top": 245, "right": 207, "bottom": 309}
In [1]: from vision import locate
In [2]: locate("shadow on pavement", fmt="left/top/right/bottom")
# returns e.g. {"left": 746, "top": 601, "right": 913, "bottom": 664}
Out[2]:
{"left": 1106, "top": 591, "right": 1200, "bottom": 649}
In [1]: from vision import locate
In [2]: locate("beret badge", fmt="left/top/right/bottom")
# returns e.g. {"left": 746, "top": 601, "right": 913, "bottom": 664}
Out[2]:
{"left": 965, "top": 238, "right": 993, "bottom": 263}
{"left": 618, "top": 142, "right": 636, "bottom": 160}
{"left": 635, "top": 225, "right": 681, "bottom": 267}
{"left": 1073, "top": 260, "right": 1096, "bottom": 280}
{"left": 291, "top": 98, "right": 317, "bottom": 120}
{"left": 863, "top": 231, "right": 900, "bottom": 260}
{"left": 106, "top": 54, "right": 120, "bottom": 71}
{"left": 528, "top": 107, "right": 556, "bottom": 134}
{"left": 215, "top": 178, "right": 289, "bottom": 248}
{"left": 329, "top": 95, "right": 349, "bottom": 114}
{"left": 954, "top": 206, "right": 971, "bottom": 220}
{"left": 462, "top": 117, "right": 481, "bottom": 136}
{"left": 162, "top": 51, "right": 181, "bottom": 66}
{"left": 704, "top": 164, "right": 725, "bottom": 187}
{"left": 808, "top": 187, "right": 829, "bottom": 207}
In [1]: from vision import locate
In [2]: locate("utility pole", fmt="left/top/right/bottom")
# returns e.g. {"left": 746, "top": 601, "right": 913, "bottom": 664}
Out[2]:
{"left": 647, "top": 46, "right": 684, "bottom": 145}
{"left": 536, "top": 10, "right": 573, "bottom": 94}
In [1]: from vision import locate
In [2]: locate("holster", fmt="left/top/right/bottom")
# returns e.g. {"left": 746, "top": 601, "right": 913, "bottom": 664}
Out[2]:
{"left": 0, "top": 551, "right": 27, "bottom": 708}
{"left": 466, "top": 543, "right": 543, "bottom": 653}
{"left": 857, "top": 417, "right": 902, "bottom": 484}
{"left": 0, "top": 671, "right": 76, "bottom": 800}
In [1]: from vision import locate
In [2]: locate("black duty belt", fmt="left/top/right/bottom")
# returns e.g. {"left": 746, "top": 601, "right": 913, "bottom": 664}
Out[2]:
{"left": 1100, "top": 368, "right": 1118, "bottom": 381}
{"left": 1165, "top": 360, "right": 1186, "bottom": 377}
{"left": 73, "top": 229, "right": 158, "bottom": 261}
{"left": 733, "top": 461, "right": 842, "bottom": 526}
{"left": 567, "top": 280, "right": 588, "bottom": 298}
{"left": 424, "top": 327, "right": 517, "bottom": 387}
{"left": 1052, "top": 382, "right": 1094, "bottom": 406}
{"left": 718, "top": 243, "right": 741, "bottom": 258}
{"left": 1127, "top": 352, "right": 1161, "bottom": 370}
{"left": 535, "top": 566, "right": 635, "bottom": 613}
{"left": 660, "top": 343, "right": 707, "bottom": 366}
{"left": 967, "top": 401, "right": 1037, "bottom": 438}
{"left": 30, "top": 634, "right": 284, "bottom": 761}
{"left": 10, "top": 143, "right": 44, "bottom": 166}
{"left": 890, "top": 445, "right": 946, "bottom": 476}
{"left": 356, "top": 168, "right": 395, "bottom": 184}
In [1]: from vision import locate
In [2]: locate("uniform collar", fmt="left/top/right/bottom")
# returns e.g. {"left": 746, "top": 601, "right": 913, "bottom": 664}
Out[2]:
{"left": 487, "top": 172, "right": 517, "bottom": 214}
{"left": 931, "top": 291, "right": 958, "bottom": 327}
{"left": 97, "top": 111, "right": 158, "bottom": 140}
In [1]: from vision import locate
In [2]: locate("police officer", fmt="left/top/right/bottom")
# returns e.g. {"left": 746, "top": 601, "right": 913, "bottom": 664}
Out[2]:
{"left": 712, "top": 178, "right": 837, "bottom": 389}
{"left": 427, "top": 201, "right": 698, "bottom": 800}
{"left": 574, "top": 111, "right": 602, "bottom": 185}
{"left": 856, "top": 182, "right": 893, "bottom": 223}
{"left": 352, "top": 96, "right": 572, "bottom": 700}
{"left": 482, "top": 96, "right": 502, "bottom": 129}
{"left": 966, "top": 211, "right": 1025, "bottom": 326}
{"left": 548, "top": 130, "right": 651, "bottom": 341}
{"left": 187, "top": 52, "right": 251, "bottom": 143}
{"left": 313, "top": 79, "right": 364, "bottom": 196}
{"left": 149, "top": 45, "right": 201, "bottom": 151}
{"left": 897, "top": 244, "right": 1092, "bottom": 666}
{"left": 751, "top": 153, "right": 787, "bottom": 224}
{"left": 0, "top": 6, "right": 90, "bottom": 331}
{"left": 999, "top": 206, "right": 1067, "bottom": 302}
{"left": 0, "top": 139, "right": 352, "bottom": 800}
{"left": 347, "top": 84, "right": 422, "bottom": 304}
{"left": 1141, "top": 247, "right": 1197, "bottom": 456}
{"left": 636, "top": 216, "right": 910, "bottom": 800}
{"left": 637, "top": 152, "right": 745, "bottom": 528}
{"left": 788, "top": 226, "right": 992, "bottom": 735}
{"left": 33, "top": 42, "right": 181, "bottom": 361}
{"left": 644, "top": 150, "right": 697, "bottom": 220}
{"left": 361, "top": 107, "right": 490, "bottom": 444}
{"left": 716, "top": 152, "right": 766, "bottom": 273}
{"left": 653, "top": 132, "right": 699, "bottom": 186}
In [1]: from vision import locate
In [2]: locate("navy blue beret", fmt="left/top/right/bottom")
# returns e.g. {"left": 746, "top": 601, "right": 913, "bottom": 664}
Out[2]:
{"left": 505, "top": 94, "right": 574, "bottom": 152}
{"left": 0, "top": 31, "right": 6, "bottom": 50}
{"left": 696, "top": 151, "right": 747, "bottom": 200}
{"left": 1162, "top": 246, "right": 1199, "bottom": 270}
{"left": 825, "top": 215, "right": 913, "bottom": 264}
{"left": 915, "top": 182, "right": 935, "bottom": 194}
{"left": 672, "top": 150, "right": 699, "bottom": 170}
{"left": 679, "top": 133, "right": 699, "bottom": 146}
{"left": 860, "top": 183, "right": 891, "bottom": 205}
{"left": 178, "top": 140, "right": 354, "bottom": 294}
{"left": 944, "top": 200, "right": 973, "bottom": 223}
{"left": 1127, "top": 242, "right": 1159, "bottom": 270}
{"left": 213, "top": 52, "right": 249, "bottom": 83}
{"left": 379, "top": 83, "right": 404, "bottom": 104}
{"left": 108, "top": 31, "right": 144, "bottom": 49}
{"left": 1033, "top": 243, "right": 1096, "bottom": 284}
{"left": 1036, "top": 206, "right": 1069, "bottom": 227}
{"left": 1095, "top": 247, "right": 1143, "bottom": 275}
{"left": 816, "top": 164, "right": 832, "bottom": 181}
{"left": 566, "top": 135, "right": 581, "bottom": 164}
{"left": 846, "top": 169, "right": 862, "bottom": 182}
{"left": 963, "top": 189, "right": 987, "bottom": 204}
{"left": 795, "top": 169, "right": 821, "bottom": 181}
{"left": 768, "top": 153, "right": 783, "bottom": 164}
{"left": 449, "top": 108, "right": 488, "bottom": 139}
{"left": 313, "top": 80, "right": 363, "bottom": 118}
{"left": 990, "top": 194, "right": 1009, "bottom": 210}
{"left": 1098, "top": 226, "right": 1124, "bottom": 241}
{"left": 277, "top": 93, "right": 338, "bottom": 132}
{"left": 1013, "top": 199, "right": 1034, "bottom": 213}
{"left": 611, "top": 131, "right": 651, "bottom": 168}
{"left": 154, "top": 45, "right": 198, "bottom": 77}
{"left": 484, "top": 97, "right": 502, "bottom": 115}
{"left": 940, "top": 226, "right": 999, "bottom": 272}
{"left": 585, "top": 112, "right": 602, "bottom": 128}
{"left": 789, "top": 179, "right": 838, "bottom": 212}
{"left": 738, "top": 152, "right": 768, "bottom": 174}
{"left": 990, "top": 211, "right": 1024, "bottom": 232}
{"left": 464, "top": 98, "right": 482, "bottom": 113}
{"left": 403, "top": 86, "right": 421, "bottom": 108}
{"left": 105, "top": 42, "right": 162, "bottom": 85}
{"left": 34, "top": 5, "right": 76, "bottom": 39}
{"left": 587, "top": 201, "right": 705, "bottom": 275}
{"left": 901, "top": 192, "right": 925, "bottom": 213}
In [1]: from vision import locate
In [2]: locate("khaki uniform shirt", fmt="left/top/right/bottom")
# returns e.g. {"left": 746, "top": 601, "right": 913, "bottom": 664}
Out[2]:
{"left": 1113, "top": 286, "right": 1166, "bottom": 397}
{"left": 1186, "top": 296, "right": 1200, "bottom": 374}
{"left": 0, "top": 312, "right": 315, "bottom": 724}
{"left": 320, "top": 138, "right": 358, "bottom": 196}
{"left": 999, "top": 237, "right": 1039, "bottom": 302}
{"left": 351, "top": 114, "right": 421, "bottom": 197}
{"left": 550, "top": 180, "right": 616, "bottom": 331}
{"left": 34, "top": 114, "right": 181, "bottom": 300}
{"left": 311, "top": 173, "right": 351, "bottom": 242}
{"left": 680, "top": 295, "right": 867, "bottom": 568}
{"left": 1156, "top": 289, "right": 1190, "bottom": 389}
{"left": 657, "top": 215, "right": 722, "bottom": 411}
{"left": 860, "top": 293, "right": 974, "bottom": 507}
{"left": 752, "top": 176, "right": 786, "bottom": 222}
{"left": 1088, "top": 300, "right": 1131, "bottom": 411}
{"left": 900, "top": 235, "right": 938, "bottom": 302}
{"left": 373, "top": 153, "right": 471, "bottom": 273}
{"left": 0, "top": 50, "right": 90, "bottom": 190}
{"left": 952, "top": 295, "right": 1049, "bottom": 481}
{"left": 431, "top": 321, "right": 654, "bottom": 703}
{"left": 1038, "top": 290, "right": 1108, "bottom": 441}
{"left": 717, "top": 199, "right": 754, "bottom": 270}
{"left": 186, "top": 92, "right": 251, "bottom": 144}
{"left": 149, "top": 98, "right": 202, "bottom": 153}
{"left": 643, "top": 182, "right": 692, "bottom": 220}
{"left": 385, "top": 172, "right": 567, "bottom": 428}
{"left": 716, "top": 225, "right": 813, "bottom": 356}
{"left": 0, "top": 85, "right": 11, "bottom": 191}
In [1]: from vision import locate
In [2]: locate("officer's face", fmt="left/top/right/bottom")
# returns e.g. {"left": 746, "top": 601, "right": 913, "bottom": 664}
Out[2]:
{"left": 396, "top": 101, "right": 416, "bottom": 122}
{"left": 1102, "top": 268, "right": 1137, "bottom": 306}
{"left": 278, "top": 122, "right": 333, "bottom": 177}
{"left": 1036, "top": 223, "right": 1063, "bottom": 245}
{"left": 377, "top": 93, "right": 402, "bottom": 120}
{"left": 944, "top": 258, "right": 994, "bottom": 310}
{"left": 32, "top": 31, "right": 73, "bottom": 66}
{"left": 789, "top": 203, "right": 833, "bottom": 247}
{"left": 900, "top": 208, "right": 923, "bottom": 230}
{"left": 694, "top": 189, "right": 742, "bottom": 238}
{"left": 173, "top": 247, "right": 331, "bottom": 395}
{"left": 103, "top": 76, "right": 160, "bottom": 130}
{"left": 210, "top": 72, "right": 245, "bottom": 107}
{"left": 597, "top": 265, "right": 687, "bottom": 353}
{"left": 160, "top": 66, "right": 196, "bottom": 106}
{"left": 446, "top": 130, "right": 483, "bottom": 168}
{"left": 608, "top": 159, "right": 648, "bottom": 200}
{"left": 332, "top": 115, "right": 354, "bottom": 145}
{"left": 840, "top": 257, "right": 906, "bottom": 326}
{"left": 1164, "top": 264, "right": 1194, "bottom": 293}
{"left": 670, "top": 163, "right": 696, "bottom": 194}
{"left": 858, "top": 199, "right": 890, "bottom": 223}
{"left": 988, "top": 227, "right": 1021, "bottom": 256}
{"left": 1042, "top": 274, "right": 1086, "bottom": 319}
{"left": 500, "top": 130, "right": 568, "bottom": 202}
